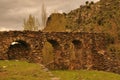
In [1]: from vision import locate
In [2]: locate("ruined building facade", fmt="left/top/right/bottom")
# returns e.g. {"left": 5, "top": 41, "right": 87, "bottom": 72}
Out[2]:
{"left": 0, "top": 31, "right": 119, "bottom": 73}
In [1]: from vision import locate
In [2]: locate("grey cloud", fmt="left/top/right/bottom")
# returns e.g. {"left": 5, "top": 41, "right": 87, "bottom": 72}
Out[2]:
{"left": 0, "top": 0, "right": 99, "bottom": 31}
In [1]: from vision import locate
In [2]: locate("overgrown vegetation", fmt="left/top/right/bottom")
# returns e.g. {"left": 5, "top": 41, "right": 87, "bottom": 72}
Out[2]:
{"left": 43, "top": 13, "right": 67, "bottom": 32}
{"left": 42, "top": 42, "right": 54, "bottom": 64}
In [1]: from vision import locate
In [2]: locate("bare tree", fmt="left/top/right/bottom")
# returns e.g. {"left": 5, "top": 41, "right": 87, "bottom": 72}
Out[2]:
{"left": 23, "top": 14, "right": 39, "bottom": 31}
{"left": 41, "top": 3, "right": 47, "bottom": 28}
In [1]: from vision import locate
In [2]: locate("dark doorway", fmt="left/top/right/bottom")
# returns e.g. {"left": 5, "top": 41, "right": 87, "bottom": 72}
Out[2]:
{"left": 7, "top": 40, "right": 31, "bottom": 60}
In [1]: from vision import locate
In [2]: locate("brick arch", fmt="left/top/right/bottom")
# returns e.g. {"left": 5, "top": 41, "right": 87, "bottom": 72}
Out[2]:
{"left": 6, "top": 39, "right": 31, "bottom": 60}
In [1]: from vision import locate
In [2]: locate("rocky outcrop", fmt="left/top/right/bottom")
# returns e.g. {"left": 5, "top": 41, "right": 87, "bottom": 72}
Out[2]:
{"left": 43, "top": 13, "right": 67, "bottom": 32}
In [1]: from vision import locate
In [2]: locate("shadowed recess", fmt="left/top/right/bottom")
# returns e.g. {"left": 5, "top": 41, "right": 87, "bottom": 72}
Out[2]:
{"left": 47, "top": 39, "right": 60, "bottom": 50}
{"left": 72, "top": 40, "right": 82, "bottom": 49}
{"left": 7, "top": 40, "right": 31, "bottom": 60}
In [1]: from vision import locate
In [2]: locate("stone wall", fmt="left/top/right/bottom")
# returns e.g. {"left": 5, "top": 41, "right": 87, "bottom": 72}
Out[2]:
{"left": 0, "top": 31, "right": 119, "bottom": 73}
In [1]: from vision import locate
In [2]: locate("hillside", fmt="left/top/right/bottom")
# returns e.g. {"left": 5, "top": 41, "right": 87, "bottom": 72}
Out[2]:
{"left": 66, "top": 0, "right": 120, "bottom": 32}
{"left": 43, "top": 0, "right": 120, "bottom": 35}
{"left": 43, "top": 0, "right": 120, "bottom": 53}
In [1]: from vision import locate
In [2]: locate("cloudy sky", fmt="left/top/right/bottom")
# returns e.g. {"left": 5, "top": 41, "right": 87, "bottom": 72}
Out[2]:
{"left": 0, "top": 0, "right": 99, "bottom": 31}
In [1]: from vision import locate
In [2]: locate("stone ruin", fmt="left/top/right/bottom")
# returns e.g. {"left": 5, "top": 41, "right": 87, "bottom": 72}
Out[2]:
{"left": 0, "top": 31, "right": 120, "bottom": 74}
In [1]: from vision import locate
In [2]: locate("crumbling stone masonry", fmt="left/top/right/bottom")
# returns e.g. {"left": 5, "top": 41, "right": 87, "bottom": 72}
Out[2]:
{"left": 0, "top": 31, "right": 119, "bottom": 74}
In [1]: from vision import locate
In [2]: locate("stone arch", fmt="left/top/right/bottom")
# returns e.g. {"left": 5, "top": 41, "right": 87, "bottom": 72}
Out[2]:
{"left": 71, "top": 40, "right": 84, "bottom": 69}
{"left": 42, "top": 39, "right": 62, "bottom": 69}
{"left": 72, "top": 40, "right": 82, "bottom": 49}
{"left": 47, "top": 39, "right": 60, "bottom": 50}
{"left": 6, "top": 40, "right": 31, "bottom": 60}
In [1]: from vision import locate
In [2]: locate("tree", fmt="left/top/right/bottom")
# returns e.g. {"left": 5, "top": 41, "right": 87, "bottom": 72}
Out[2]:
{"left": 41, "top": 3, "right": 47, "bottom": 28}
{"left": 23, "top": 14, "right": 39, "bottom": 31}
{"left": 85, "top": 1, "right": 89, "bottom": 5}
{"left": 90, "top": 1, "right": 94, "bottom": 5}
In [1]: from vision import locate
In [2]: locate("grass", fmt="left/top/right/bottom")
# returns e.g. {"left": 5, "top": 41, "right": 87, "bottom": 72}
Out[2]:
{"left": 0, "top": 60, "right": 120, "bottom": 80}
{"left": 52, "top": 70, "right": 120, "bottom": 80}
{"left": 0, "top": 60, "right": 51, "bottom": 80}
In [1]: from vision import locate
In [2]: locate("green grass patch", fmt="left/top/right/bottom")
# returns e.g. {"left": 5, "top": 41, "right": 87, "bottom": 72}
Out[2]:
{"left": 52, "top": 70, "right": 120, "bottom": 80}
{"left": 0, "top": 60, "right": 120, "bottom": 80}
{"left": 0, "top": 60, "right": 51, "bottom": 80}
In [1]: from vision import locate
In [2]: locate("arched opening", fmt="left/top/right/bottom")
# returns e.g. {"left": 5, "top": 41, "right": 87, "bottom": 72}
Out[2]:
{"left": 42, "top": 39, "right": 61, "bottom": 69}
{"left": 72, "top": 40, "right": 83, "bottom": 68}
{"left": 7, "top": 40, "right": 31, "bottom": 60}
{"left": 47, "top": 40, "right": 60, "bottom": 50}
{"left": 72, "top": 40, "right": 82, "bottom": 49}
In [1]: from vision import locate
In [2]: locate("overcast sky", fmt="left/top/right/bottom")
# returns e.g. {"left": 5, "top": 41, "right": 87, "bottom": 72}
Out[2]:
{"left": 0, "top": 0, "right": 99, "bottom": 31}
